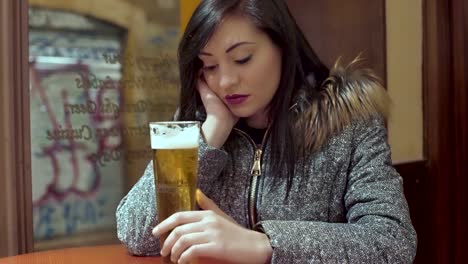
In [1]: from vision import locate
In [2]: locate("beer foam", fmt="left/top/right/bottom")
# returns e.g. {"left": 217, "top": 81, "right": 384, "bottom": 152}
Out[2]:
{"left": 150, "top": 124, "right": 199, "bottom": 149}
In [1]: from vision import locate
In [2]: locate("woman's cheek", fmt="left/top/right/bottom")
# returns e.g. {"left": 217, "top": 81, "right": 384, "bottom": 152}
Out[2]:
{"left": 207, "top": 79, "right": 222, "bottom": 96}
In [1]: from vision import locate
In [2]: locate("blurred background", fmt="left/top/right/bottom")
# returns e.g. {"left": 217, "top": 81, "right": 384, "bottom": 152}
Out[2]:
{"left": 0, "top": 0, "right": 466, "bottom": 263}
{"left": 27, "top": 0, "right": 181, "bottom": 250}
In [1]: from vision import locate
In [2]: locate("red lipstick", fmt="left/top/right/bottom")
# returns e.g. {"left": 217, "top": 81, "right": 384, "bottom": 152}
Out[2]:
{"left": 225, "top": 94, "right": 249, "bottom": 105}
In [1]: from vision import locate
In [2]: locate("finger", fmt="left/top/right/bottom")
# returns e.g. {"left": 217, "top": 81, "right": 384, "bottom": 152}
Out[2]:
{"left": 197, "top": 82, "right": 210, "bottom": 103}
{"left": 178, "top": 243, "right": 218, "bottom": 264}
{"left": 197, "top": 83, "right": 212, "bottom": 103}
{"left": 197, "top": 76, "right": 209, "bottom": 92}
{"left": 152, "top": 211, "right": 204, "bottom": 237}
{"left": 196, "top": 189, "right": 218, "bottom": 211}
{"left": 196, "top": 189, "right": 237, "bottom": 224}
{"left": 170, "top": 232, "right": 209, "bottom": 263}
{"left": 160, "top": 222, "right": 205, "bottom": 257}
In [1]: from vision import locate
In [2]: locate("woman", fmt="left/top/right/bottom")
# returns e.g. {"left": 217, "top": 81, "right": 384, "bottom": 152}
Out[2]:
{"left": 116, "top": 0, "right": 417, "bottom": 263}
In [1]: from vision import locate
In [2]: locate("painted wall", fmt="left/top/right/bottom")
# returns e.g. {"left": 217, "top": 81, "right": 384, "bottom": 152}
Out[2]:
{"left": 180, "top": 0, "right": 200, "bottom": 31}
{"left": 386, "top": 0, "right": 424, "bottom": 163}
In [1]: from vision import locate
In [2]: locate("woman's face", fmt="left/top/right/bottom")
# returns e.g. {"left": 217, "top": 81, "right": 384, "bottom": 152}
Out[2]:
{"left": 198, "top": 14, "right": 282, "bottom": 127}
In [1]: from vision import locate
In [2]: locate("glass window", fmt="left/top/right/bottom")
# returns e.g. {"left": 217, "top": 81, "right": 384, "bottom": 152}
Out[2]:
{"left": 28, "top": 0, "right": 185, "bottom": 250}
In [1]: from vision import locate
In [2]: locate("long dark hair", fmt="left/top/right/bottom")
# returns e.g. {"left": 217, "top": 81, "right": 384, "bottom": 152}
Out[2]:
{"left": 177, "top": 0, "right": 329, "bottom": 192}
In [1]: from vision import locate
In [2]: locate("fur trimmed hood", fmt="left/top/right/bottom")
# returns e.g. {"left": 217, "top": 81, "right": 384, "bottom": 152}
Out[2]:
{"left": 293, "top": 57, "right": 391, "bottom": 153}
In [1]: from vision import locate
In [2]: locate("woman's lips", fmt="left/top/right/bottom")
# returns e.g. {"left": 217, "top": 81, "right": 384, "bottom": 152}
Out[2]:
{"left": 225, "top": 94, "right": 249, "bottom": 105}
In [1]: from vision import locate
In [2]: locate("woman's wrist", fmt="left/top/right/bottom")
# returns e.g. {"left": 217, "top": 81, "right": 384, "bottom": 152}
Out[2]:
{"left": 251, "top": 230, "right": 273, "bottom": 264}
{"left": 202, "top": 115, "right": 235, "bottom": 148}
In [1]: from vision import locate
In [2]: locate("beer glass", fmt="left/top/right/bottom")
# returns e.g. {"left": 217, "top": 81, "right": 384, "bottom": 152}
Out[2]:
{"left": 149, "top": 121, "right": 200, "bottom": 263}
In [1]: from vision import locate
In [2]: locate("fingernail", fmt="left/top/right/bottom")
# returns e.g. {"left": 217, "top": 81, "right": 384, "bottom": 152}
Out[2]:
{"left": 160, "top": 249, "right": 166, "bottom": 257}
{"left": 152, "top": 227, "right": 158, "bottom": 236}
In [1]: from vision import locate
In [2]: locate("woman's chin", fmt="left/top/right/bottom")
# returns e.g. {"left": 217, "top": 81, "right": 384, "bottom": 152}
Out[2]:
{"left": 228, "top": 108, "right": 252, "bottom": 119}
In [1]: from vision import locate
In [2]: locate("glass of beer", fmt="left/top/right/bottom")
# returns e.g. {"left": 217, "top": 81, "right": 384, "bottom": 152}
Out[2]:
{"left": 149, "top": 121, "right": 200, "bottom": 263}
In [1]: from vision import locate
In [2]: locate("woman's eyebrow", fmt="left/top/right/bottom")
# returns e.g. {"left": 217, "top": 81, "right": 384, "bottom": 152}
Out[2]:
{"left": 199, "top": 41, "right": 255, "bottom": 56}
{"left": 225, "top": 41, "right": 255, "bottom": 53}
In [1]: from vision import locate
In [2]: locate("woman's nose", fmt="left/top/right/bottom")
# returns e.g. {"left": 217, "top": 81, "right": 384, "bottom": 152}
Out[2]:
{"left": 218, "top": 69, "right": 239, "bottom": 91}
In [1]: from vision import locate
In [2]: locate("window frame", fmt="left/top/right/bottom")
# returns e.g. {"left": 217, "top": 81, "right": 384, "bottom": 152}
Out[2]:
{"left": 0, "top": 0, "right": 33, "bottom": 257}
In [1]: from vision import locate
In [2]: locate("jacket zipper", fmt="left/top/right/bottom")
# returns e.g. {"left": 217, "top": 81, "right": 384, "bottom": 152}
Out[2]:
{"left": 233, "top": 126, "right": 270, "bottom": 229}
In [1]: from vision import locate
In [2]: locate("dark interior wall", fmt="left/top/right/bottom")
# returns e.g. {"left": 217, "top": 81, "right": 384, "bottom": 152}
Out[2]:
{"left": 286, "top": 0, "right": 387, "bottom": 83}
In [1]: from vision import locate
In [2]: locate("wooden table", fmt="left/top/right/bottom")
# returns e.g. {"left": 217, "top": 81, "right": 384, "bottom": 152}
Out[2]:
{"left": 0, "top": 245, "right": 220, "bottom": 264}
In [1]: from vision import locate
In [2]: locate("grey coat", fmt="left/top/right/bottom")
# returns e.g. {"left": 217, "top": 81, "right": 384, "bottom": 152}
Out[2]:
{"left": 116, "top": 63, "right": 417, "bottom": 263}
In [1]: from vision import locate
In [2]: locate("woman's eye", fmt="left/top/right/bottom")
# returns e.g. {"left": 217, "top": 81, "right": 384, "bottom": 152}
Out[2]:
{"left": 235, "top": 55, "right": 252, "bottom": 65}
{"left": 202, "top": 65, "right": 217, "bottom": 72}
